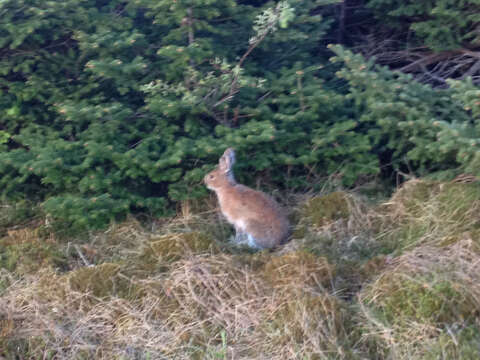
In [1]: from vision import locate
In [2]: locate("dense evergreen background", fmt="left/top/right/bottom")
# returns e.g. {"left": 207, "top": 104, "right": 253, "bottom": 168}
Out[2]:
{"left": 1, "top": 0, "right": 479, "bottom": 228}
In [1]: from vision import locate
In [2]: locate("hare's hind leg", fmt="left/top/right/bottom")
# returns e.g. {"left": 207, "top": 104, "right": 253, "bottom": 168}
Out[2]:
{"left": 232, "top": 227, "right": 261, "bottom": 249}
{"left": 233, "top": 228, "right": 249, "bottom": 245}
{"left": 246, "top": 233, "right": 262, "bottom": 249}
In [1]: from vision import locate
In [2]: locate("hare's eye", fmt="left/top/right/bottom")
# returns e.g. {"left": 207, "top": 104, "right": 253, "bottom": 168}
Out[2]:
{"left": 209, "top": 175, "right": 215, "bottom": 180}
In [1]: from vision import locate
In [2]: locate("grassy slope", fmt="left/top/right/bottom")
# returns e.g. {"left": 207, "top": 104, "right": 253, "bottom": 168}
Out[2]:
{"left": 0, "top": 179, "right": 480, "bottom": 359}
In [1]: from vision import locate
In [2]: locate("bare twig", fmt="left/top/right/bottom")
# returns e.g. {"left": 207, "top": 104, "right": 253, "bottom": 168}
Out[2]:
{"left": 355, "top": 31, "right": 480, "bottom": 86}
{"left": 74, "top": 244, "right": 92, "bottom": 267}
{"left": 296, "top": 74, "right": 306, "bottom": 112}
{"left": 186, "top": 8, "right": 194, "bottom": 46}
{"left": 214, "top": 10, "right": 280, "bottom": 116}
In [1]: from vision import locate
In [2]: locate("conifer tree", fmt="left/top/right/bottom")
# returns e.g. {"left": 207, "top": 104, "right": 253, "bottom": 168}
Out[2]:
{"left": 1, "top": 0, "right": 356, "bottom": 228}
{"left": 330, "top": 45, "right": 478, "bottom": 178}
{"left": 4, "top": 0, "right": 477, "bottom": 230}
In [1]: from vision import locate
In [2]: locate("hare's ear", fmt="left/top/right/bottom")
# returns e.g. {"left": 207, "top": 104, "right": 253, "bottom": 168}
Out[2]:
{"left": 219, "top": 148, "right": 235, "bottom": 173}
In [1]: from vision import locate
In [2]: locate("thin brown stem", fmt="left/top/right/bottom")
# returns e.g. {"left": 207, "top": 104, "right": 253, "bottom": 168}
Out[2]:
{"left": 297, "top": 75, "right": 306, "bottom": 112}
{"left": 187, "top": 8, "right": 194, "bottom": 46}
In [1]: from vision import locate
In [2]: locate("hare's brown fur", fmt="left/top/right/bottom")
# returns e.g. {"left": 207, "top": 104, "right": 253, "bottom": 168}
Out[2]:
{"left": 204, "top": 148, "right": 289, "bottom": 249}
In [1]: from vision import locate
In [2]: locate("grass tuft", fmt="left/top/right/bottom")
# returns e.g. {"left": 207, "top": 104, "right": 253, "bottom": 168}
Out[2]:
{"left": 359, "top": 239, "right": 480, "bottom": 358}
{"left": 0, "top": 227, "right": 66, "bottom": 274}
{"left": 261, "top": 250, "right": 334, "bottom": 290}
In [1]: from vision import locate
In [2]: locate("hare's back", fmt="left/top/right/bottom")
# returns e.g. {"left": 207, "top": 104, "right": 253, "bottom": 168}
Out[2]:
{"left": 237, "top": 185, "right": 289, "bottom": 247}
{"left": 223, "top": 184, "right": 287, "bottom": 229}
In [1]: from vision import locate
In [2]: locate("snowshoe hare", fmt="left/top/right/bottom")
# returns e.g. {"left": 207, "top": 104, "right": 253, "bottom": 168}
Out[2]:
{"left": 204, "top": 148, "right": 290, "bottom": 249}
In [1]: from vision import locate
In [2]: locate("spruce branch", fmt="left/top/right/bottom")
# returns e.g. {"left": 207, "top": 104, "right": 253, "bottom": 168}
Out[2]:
{"left": 214, "top": 1, "right": 294, "bottom": 113}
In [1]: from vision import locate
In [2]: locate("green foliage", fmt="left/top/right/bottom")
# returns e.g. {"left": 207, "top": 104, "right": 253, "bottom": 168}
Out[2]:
{"left": 441, "top": 78, "right": 480, "bottom": 177}
{"left": 0, "top": 0, "right": 373, "bottom": 228}
{"left": 253, "top": 64, "right": 378, "bottom": 187}
{"left": 1, "top": 0, "right": 480, "bottom": 231}
{"left": 330, "top": 45, "right": 480, "bottom": 177}
{"left": 0, "top": 0, "right": 167, "bottom": 226}
{"left": 0, "top": 131, "right": 8, "bottom": 146}
{"left": 43, "top": 194, "right": 132, "bottom": 230}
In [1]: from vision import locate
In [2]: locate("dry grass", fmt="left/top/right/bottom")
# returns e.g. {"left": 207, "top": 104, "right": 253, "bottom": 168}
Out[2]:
{"left": 0, "top": 252, "right": 348, "bottom": 359}
{"left": 359, "top": 239, "right": 480, "bottom": 358}
{"left": 376, "top": 179, "right": 480, "bottom": 252}
{"left": 1, "top": 179, "right": 480, "bottom": 359}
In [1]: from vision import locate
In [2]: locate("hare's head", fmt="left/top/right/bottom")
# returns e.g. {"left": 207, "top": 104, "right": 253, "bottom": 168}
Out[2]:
{"left": 204, "top": 148, "right": 236, "bottom": 190}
